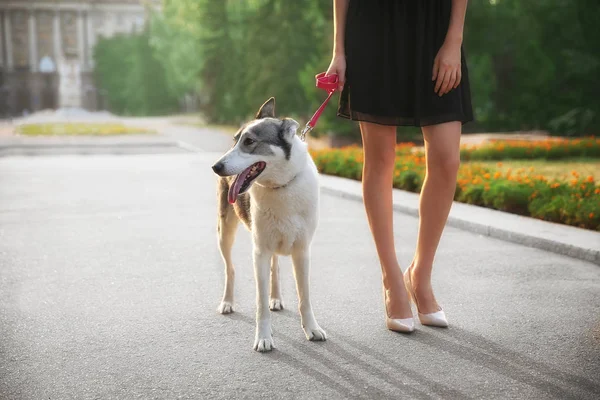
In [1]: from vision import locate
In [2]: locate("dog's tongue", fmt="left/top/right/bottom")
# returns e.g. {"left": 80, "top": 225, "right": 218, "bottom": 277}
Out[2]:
{"left": 228, "top": 166, "right": 253, "bottom": 204}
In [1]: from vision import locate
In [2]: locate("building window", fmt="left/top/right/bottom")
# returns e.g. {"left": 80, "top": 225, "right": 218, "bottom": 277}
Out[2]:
{"left": 37, "top": 11, "right": 54, "bottom": 65}
{"left": 11, "top": 10, "right": 30, "bottom": 68}
{"left": 61, "top": 11, "right": 78, "bottom": 58}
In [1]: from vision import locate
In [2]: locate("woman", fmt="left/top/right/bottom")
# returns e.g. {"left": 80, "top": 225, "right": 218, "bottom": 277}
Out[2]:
{"left": 326, "top": 0, "right": 473, "bottom": 332}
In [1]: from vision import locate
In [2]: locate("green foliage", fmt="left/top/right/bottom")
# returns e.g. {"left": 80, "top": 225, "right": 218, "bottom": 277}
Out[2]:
{"left": 93, "top": 28, "right": 178, "bottom": 116}
{"left": 96, "top": 0, "right": 600, "bottom": 136}
{"left": 394, "top": 170, "right": 422, "bottom": 193}
{"left": 457, "top": 184, "right": 485, "bottom": 206}
{"left": 464, "top": 0, "right": 600, "bottom": 136}
{"left": 148, "top": 0, "right": 203, "bottom": 99}
{"left": 482, "top": 182, "right": 533, "bottom": 215}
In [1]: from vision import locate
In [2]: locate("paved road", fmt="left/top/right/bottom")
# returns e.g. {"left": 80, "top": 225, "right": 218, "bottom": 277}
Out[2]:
{"left": 1, "top": 134, "right": 599, "bottom": 399}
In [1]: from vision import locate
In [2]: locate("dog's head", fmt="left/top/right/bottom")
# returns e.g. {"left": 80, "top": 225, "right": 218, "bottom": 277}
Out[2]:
{"left": 211, "top": 97, "right": 300, "bottom": 203}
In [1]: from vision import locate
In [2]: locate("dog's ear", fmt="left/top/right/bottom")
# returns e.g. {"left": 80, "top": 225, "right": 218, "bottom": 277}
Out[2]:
{"left": 256, "top": 97, "right": 275, "bottom": 119}
{"left": 280, "top": 118, "right": 299, "bottom": 139}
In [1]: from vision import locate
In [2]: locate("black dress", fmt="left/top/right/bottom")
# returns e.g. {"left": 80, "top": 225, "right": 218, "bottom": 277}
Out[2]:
{"left": 338, "top": 0, "right": 474, "bottom": 127}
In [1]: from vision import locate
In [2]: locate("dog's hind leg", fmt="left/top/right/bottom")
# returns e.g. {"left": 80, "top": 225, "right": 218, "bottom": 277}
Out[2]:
{"left": 269, "top": 255, "right": 284, "bottom": 311}
{"left": 217, "top": 201, "right": 239, "bottom": 314}
{"left": 253, "top": 248, "right": 275, "bottom": 352}
{"left": 291, "top": 246, "right": 327, "bottom": 342}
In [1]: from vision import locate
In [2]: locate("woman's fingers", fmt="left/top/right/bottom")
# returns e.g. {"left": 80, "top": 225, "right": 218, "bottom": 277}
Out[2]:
{"left": 440, "top": 71, "right": 451, "bottom": 96}
{"left": 444, "top": 69, "right": 457, "bottom": 95}
{"left": 434, "top": 67, "right": 447, "bottom": 94}
{"left": 436, "top": 66, "right": 460, "bottom": 96}
{"left": 454, "top": 69, "right": 462, "bottom": 89}
{"left": 326, "top": 58, "right": 346, "bottom": 91}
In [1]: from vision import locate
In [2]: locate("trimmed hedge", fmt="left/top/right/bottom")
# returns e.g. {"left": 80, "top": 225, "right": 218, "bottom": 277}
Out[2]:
{"left": 310, "top": 144, "right": 600, "bottom": 231}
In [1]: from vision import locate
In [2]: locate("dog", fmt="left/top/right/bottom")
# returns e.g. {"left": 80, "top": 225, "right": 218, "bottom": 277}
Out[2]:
{"left": 211, "top": 97, "right": 326, "bottom": 352}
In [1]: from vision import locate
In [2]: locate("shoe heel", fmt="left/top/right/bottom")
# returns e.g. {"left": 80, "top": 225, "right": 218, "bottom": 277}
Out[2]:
{"left": 383, "top": 289, "right": 414, "bottom": 333}
{"left": 404, "top": 269, "right": 448, "bottom": 328}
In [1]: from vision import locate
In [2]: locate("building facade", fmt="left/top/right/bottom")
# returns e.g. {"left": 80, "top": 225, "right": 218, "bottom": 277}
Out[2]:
{"left": 0, "top": 0, "right": 159, "bottom": 117}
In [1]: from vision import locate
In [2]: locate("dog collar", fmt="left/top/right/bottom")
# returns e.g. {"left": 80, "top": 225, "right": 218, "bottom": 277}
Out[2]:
{"left": 256, "top": 173, "right": 298, "bottom": 190}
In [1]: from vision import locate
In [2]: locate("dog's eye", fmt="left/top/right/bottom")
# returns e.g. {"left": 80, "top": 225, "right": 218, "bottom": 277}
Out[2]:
{"left": 243, "top": 138, "right": 255, "bottom": 146}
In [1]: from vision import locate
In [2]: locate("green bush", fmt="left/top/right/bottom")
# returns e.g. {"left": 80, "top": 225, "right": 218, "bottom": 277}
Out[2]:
{"left": 94, "top": 29, "right": 178, "bottom": 116}
{"left": 483, "top": 182, "right": 534, "bottom": 215}
{"left": 458, "top": 185, "right": 485, "bottom": 205}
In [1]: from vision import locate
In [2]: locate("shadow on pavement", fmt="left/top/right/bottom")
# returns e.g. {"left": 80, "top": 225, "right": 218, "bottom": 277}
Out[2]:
{"left": 224, "top": 311, "right": 599, "bottom": 399}
{"left": 227, "top": 311, "right": 464, "bottom": 399}
{"left": 436, "top": 327, "right": 600, "bottom": 396}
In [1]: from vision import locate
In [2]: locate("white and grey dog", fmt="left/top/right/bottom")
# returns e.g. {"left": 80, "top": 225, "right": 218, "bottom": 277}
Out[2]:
{"left": 211, "top": 97, "right": 326, "bottom": 352}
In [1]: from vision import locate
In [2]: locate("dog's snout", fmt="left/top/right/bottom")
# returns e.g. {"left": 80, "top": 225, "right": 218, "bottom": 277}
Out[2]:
{"left": 212, "top": 162, "right": 224, "bottom": 174}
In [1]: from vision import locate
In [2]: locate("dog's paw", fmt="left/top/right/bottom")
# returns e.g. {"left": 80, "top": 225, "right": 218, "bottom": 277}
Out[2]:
{"left": 269, "top": 298, "right": 284, "bottom": 311}
{"left": 253, "top": 335, "right": 275, "bottom": 352}
{"left": 303, "top": 323, "right": 327, "bottom": 342}
{"left": 217, "top": 301, "right": 234, "bottom": 314}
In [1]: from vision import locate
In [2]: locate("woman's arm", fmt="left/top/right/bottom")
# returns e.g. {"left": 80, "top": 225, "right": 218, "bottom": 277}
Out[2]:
{"left": 326, "top": 0, "right": 349, "bottom": 91}
{"left": 433, "top": 0, "right": 468, "bottom": 96}
{"left": 332, "top": 0, "right": 349, "bottom": 57}
{"left": 446, "top": 0, "right": 468, "bottom": 45}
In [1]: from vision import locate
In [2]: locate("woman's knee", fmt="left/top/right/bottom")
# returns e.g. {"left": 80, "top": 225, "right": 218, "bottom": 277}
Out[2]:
{"left": 428, "top": 151, "right": 460, "bottom": 181}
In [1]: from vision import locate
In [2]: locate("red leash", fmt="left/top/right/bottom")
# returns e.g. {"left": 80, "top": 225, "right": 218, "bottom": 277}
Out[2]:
{"left": 299, "top": 72, "right": 339, "bottom": 141}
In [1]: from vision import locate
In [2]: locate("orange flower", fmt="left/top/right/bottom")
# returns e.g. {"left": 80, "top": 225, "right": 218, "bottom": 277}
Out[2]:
{"left": 551, "top": 183, "right": 560, "bottom": 189}
{"left": 590, "top": 213, "right": 595, "bottom": 219}
{"left": 484, "top": 173, "right": 491, "bottom": 179}
{"left": 595, "top": 188, "right": 600, "bottom": 195}
{"left": 585, "top": 176, "right": 594, "bottom": 183}
{"left": 571, "top": 170, "right": 579, "bottom": 178}
{"left": 493, "top": 172, "right": 501, "bottom": 179}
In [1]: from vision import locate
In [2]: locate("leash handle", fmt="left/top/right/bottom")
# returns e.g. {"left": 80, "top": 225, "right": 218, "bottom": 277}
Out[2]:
{"left": 300, "top": 72, "right": 338, "bottom": 141}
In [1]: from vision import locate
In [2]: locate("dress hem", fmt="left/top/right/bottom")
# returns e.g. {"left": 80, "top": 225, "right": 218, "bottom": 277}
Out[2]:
{"left": 336, "top": 111, "right": 473, "bottom": 128}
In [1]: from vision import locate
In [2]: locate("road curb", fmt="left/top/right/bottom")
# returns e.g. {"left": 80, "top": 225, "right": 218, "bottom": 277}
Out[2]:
{"left": 319, "top": 175, "right": 600, "bottom": 266}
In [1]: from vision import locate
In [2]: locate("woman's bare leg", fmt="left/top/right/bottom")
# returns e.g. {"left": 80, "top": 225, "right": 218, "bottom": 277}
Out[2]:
{"left": 360, "top": 121, "right": 412, "bottom": 319}
{"left": 407, "top": 121, "right": 461, "bottom": 314}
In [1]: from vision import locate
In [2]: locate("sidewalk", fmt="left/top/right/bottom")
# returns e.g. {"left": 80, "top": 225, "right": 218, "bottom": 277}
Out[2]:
{"left": 319, "top": 174, "right": 600, "bottom": 266}
{"left": 1, "top": 152, "right": 598, "bottom": 399}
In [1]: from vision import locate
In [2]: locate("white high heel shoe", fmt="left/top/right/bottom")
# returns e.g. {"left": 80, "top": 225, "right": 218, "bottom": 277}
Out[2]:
{"left": 404, "top": 270, "right": 448, "bottom": 328}
{"left": 384, "top": 289, "right": 415, "bottom": 333}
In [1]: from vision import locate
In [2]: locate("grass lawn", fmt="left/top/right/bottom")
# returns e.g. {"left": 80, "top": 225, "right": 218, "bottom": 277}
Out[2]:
{"left": 16, "top": 123, "right": 155, "bottom": 136}
{"left": 466, "top": 159, "right": 600, "bottom": 181}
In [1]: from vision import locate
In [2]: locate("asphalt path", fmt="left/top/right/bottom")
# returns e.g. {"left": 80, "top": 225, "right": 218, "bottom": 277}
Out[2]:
{"left": 0, "top": 142, "right": 599, "bottom": 399}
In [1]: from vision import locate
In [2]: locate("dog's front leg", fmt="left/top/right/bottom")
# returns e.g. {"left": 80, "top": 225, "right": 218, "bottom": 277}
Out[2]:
{"left": 253, "top": 248, "right": 274, "bottom": 352}
{"left": 269, "top": 255, "right": 284, "bottom": 311}
{"left": 291, "top": 246, "right": 327, "bottom": 342}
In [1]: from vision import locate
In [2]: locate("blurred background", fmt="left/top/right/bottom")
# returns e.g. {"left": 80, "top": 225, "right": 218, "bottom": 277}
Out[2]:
{"left": 0, "top": 0, "right": 598, "bottom": 229}
{"left": 1, "top": 0, "right": 599, "bottom": 139}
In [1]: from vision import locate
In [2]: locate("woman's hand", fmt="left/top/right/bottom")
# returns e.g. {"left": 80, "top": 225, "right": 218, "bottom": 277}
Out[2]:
{"left": 432, "top": 40, "right": 462, "bottom": 96}
{"left": 326, "top": 54, "right": 346, "bottom": 92}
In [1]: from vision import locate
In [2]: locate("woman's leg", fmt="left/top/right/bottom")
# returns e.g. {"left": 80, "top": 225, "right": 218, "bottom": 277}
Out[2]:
{"left": 407, "top": 121, "right": 461, "bottom": 314}
{"left": 360, "top": 121, "right": 412, "bottom": 319}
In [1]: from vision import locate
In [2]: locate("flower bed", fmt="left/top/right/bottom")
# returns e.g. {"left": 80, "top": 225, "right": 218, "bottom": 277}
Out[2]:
{"left": 16, "top": 123, "right": 154, "bottom": 136}
{"left": 460, "top": 137, "right": 600, "bottom": 161}
{"left": 310, "top": 144, "right": 600, "bottom": 231}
